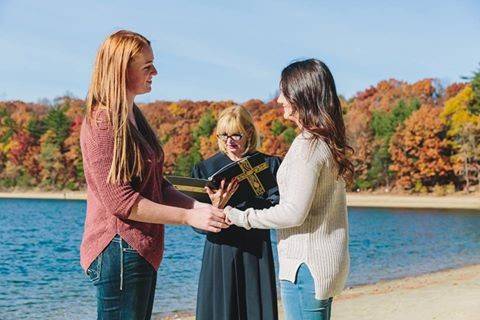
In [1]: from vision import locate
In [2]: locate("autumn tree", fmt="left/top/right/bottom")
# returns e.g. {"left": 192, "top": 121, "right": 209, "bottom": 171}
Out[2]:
{"left": 256, "top": 107, "right": 294, "bottom": 156}
{"left": 35, "top": 102, "right": 73, "bottom": 190}
{"left": 389, "top": 105, "right": 454, "bottom": 192}
{"left": 366, "top": 99, "right": 421, "bottom": 189}
{"left": 441, "top": 85, "right": 480, "bottom": 191}
{"left": 44, "top": 104, "right": 71, "bottom": 146}
{"left": 0, "top": 104, "right": 38, "bottom": 188}
{"left": 63, "top": 99, "right": 86, "bottom": 190}
{"left": 456, "top": 122, "right": 480, "bottom": 191}
{"left": 37, "top": 130, "right": 67, "bottom": 189}
{"left": 345, "top": 79, "right": 440, "bottom": 190}
{"left": 0, "top": 106, "right": 15, "bottom": 184}
{"left": 175, "top": 110, "right": 217, "bottom": 176}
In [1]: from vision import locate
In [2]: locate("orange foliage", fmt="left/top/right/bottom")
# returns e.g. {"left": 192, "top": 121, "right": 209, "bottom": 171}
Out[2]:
{"left": 140, "top": 99, "right": 294, "bottom": 174}
{"left": 389, "top": 105, "right": 454, "bottom": 190}
{"left": 346, "top": 78, "right": 440, "bottom": 182}
{"left": 199, "top": 134, "right": 218, "bottom": 159}
{"left": 445, "top": 83, "right": 468, "bottom": 100}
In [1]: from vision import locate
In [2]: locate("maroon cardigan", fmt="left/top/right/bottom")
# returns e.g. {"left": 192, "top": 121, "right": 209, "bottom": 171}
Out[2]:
{"left": 80, "top": 109, "right": 171, "bottom": 271}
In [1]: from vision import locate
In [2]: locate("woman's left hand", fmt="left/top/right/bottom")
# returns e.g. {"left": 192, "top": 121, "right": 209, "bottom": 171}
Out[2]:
{"left": 206, "top": 178, "right": 239, "bottom": 209}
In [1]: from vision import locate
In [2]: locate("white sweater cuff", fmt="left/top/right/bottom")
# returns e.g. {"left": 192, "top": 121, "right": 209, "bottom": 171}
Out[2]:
{"left": 226, "top": 208, "right": 252, "bottom": 230}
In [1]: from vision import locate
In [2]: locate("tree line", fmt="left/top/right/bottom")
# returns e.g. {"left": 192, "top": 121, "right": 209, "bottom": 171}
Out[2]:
{"left": 1, "top": 68, "right": 479, "bottom": 194}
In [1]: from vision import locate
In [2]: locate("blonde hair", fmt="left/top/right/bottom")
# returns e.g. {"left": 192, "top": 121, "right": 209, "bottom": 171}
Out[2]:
{"left": 86, "top": 30, "right": 161, "bottom": 184}
{"left": 216, "top": 105, "right": 259, "bottom": 155}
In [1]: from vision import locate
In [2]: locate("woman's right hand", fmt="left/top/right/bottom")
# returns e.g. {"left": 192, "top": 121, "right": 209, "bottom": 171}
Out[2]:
{"left": 185, "top": 205, "right": 229, "bottom": 233}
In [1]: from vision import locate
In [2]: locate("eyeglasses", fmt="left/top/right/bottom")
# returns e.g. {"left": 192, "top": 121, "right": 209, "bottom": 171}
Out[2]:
{"left": 217, "top": 133, "right": 244, "bottom": 141}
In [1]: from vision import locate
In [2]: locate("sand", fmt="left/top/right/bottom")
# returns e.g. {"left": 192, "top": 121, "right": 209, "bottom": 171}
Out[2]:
{"left": 332, "top": 264, "right": 480, "bottom": 320}
{"left": 346, "top": 194, "right": 480, "bottom": 211}
{"left": 0, "top": 191, "right": 86, "bottom": 200}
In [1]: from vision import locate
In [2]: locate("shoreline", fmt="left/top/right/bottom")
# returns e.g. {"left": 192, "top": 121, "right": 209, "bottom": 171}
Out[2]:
{"left": 157, "top": 264, "right": 480, "bottom": 320}
{"left": 1, "top": 191, "right": 479, "bottom": 210}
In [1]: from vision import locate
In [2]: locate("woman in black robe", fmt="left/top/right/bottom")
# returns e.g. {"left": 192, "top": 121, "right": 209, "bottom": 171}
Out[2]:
{"left": 192, "top": 105, "right": 281, "bottom": 320}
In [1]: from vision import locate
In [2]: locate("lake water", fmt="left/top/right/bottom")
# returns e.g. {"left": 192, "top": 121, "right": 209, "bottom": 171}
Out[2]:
{"left": 1, "top": 199, "right": 479, "bottom": 319}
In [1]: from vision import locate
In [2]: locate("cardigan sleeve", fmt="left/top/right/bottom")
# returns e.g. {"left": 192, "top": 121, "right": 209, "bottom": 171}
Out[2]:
{"left": 227, "top": 155, "right": 321, "bottom": 230}
{"left": 84, "top": 115, "right": 143, "bottom": 220}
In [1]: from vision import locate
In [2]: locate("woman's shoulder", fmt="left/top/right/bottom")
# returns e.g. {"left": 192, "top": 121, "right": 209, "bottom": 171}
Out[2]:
{"left": 194, "top": 152, "right": 226, "bottom": 171}
{"left": 288, "top": 133, "right": 309, "bottom": 152}
{"left": 289, "top": 133, "right": 331, "bottom": 164}
{"left": 82, "top": 107, "right": 111, "bottom": 129}
{"left": 201, "top": 152, "right": 225, "bottom": 164}
{"left": 81, "top": 108, "right": 114, "bottom": 146}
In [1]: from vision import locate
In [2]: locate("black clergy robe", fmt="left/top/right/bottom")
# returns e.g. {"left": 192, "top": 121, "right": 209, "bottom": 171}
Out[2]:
{"left": 192, "top": 151, "right": 281, "bottom": 320}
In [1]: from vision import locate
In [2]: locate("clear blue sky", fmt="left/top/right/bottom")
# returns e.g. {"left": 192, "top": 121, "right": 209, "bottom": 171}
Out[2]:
{"left": 0, "top": 0, "right": 479, "bottom": 103}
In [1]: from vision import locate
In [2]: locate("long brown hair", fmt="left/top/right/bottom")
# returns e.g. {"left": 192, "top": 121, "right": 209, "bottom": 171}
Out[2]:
{"left": 280, "top": 59, "right": 354, "bottom": 183}
{"left": 86, "top": 30, "right": 162, "bottom": 184}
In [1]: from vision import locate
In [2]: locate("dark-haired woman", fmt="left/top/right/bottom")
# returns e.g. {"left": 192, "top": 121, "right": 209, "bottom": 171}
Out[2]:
{"left": 226, "top": 59, "right": 353, "bottom": 320}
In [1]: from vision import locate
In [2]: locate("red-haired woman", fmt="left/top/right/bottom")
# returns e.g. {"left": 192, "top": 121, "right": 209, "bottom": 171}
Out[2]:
{"left": 80, "top": 30, "right": 227, "bottom": 319}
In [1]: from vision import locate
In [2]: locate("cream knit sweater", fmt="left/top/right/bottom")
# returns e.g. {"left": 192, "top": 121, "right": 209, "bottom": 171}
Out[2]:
{"left": 227, "top": 132, "right": 350, "bottom": 300}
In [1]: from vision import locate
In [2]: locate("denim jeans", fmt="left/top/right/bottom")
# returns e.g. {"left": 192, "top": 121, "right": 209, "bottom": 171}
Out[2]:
{"left": 280, "top": 264, "right": 333, "bottom": 320}
{"left": 86, "top": 235, "right": 157, "bottom": 320}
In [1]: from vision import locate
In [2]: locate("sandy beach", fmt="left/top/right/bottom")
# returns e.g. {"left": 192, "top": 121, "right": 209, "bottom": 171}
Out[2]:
{"left": 158, "top": 264, "right": 480, "bottom": 320}
{"left": 347, "top": 194, "right": 480, "bottom": 211}
{"left": 0, "top": 191, "right": 87, "bottom": 200}
{"left": 1, "top": 191, "right": 480, "bottom": 211}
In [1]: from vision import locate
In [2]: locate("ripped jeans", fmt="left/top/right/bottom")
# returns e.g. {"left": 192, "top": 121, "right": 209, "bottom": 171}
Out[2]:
{"left": 86, "top": 235, "right": 157, "bottom": 320}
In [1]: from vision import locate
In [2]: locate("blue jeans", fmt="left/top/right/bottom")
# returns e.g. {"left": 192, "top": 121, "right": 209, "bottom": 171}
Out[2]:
{"left": 280, "top": 264, "right": 333, "bottom": 320}
{"left": 86, "top": 235, "right": 157, "bottom": 320}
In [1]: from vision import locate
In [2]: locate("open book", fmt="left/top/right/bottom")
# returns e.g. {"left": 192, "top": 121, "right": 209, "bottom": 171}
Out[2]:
{"left": 165, "top": 152, "right": 276, "bottom": 203}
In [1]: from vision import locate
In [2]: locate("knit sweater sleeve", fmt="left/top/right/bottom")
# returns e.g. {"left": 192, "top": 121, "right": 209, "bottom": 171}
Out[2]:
{"left": 83, "top": 113, "right": 143, "bottom": 220}
{"left": 227, "top": 138, "right": 325, "bottom": 229}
